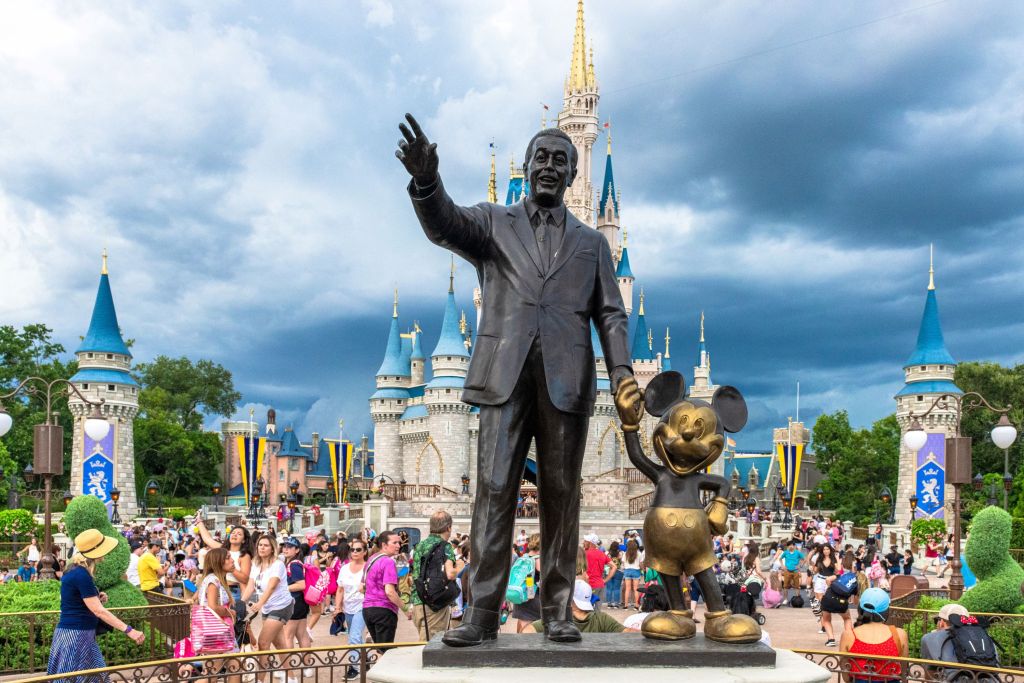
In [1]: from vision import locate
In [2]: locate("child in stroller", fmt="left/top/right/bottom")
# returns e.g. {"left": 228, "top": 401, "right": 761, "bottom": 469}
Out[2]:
{"left": 723, "top": 581, "right": 766, "bottom": 625}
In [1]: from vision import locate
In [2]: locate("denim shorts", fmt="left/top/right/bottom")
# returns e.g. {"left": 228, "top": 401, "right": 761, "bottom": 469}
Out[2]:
{"left": 623, "top": 568, "right": 641, "bottom": 580}
{"left": 263, "top": 602, "right": 294, "bottom": 624}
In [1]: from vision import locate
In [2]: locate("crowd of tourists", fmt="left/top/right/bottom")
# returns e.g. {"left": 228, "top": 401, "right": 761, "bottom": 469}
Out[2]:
{"left": 42, "top": 509, "right": 1000, "bottom": 681}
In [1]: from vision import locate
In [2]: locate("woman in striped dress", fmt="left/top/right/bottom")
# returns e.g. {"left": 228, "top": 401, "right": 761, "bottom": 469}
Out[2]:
{"left": 48, "top": 529, "right": 146, "bottom": 681}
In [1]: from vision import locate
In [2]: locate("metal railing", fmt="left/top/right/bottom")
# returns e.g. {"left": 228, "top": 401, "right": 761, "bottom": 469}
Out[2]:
{"left": 795, "top": 648, "right": 1023, "bottom": 682}
{"left": 629, "top": 491, "right": 652, "bottom": 517}
{"left": 889, "top": 588, "right": 951, "bottom": 608}
{"left": 380, "top": 483, "right": 459, "bottom": 501}
{"left": 0, "top": 597, "right": 191, "bottom": 674}
{"left": 595, "top": 467, "right": 648, "bottom": 484}
{"left": 15, "top": 642, "right": 425, "bottom": 683}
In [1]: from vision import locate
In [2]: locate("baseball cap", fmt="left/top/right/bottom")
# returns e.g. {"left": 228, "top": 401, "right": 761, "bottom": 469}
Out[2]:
{"left": 129, "top": 540, "right": 143, "bottom": 551}
{"left": 935, "top": 604, "right": 968, "bottom": 622}
{"left": 584, "top": 533, "right": 600, "bottom": 545}
{"left": 572, "top": 579, "right": 595, "bottom": 612}
{"left": 281, "top": 537, "right": 302, "bottom": 548}
{"left": 859, "top": 588, "right": 891, "bottom": 616}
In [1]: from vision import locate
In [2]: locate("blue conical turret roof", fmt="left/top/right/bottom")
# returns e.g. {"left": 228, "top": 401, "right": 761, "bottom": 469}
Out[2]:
{"left": 599, "top": 147, "right": 618, "bottom": 216}
{"left": 411, "top": 326, "right": 425, "bottom": 360}
{"left": 631, "top": 294, "right": 654, "bottom": 361}
{"left": 904, "top": 288, "right": 957, "bottom": 368}
{"left": 616, "top": 246, "right": 634, "bottom": 279}
{"left": 376, "top": 310, "right": 409, "bottom": 377}
{"left": 77, "top": 272, "right": 131, "bottom": 357}
{"left": 431, "top": 287, "right": 470, "bottom": 358}
{"left": 399, "top": 334, "right": 413, "bottom": 374}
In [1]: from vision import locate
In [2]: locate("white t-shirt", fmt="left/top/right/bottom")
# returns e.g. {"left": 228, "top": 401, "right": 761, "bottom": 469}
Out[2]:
{"left": 198, "top": 574, "right": 229, "bottom": 608}
{"left": 253, "top": 560, "right": 292, "bottom": 613}
{"left": 621, "top": 551, "right": 644, "bottom": 571}
{"left": 27, "top": 545, "right": 41, "bottom": 563}
{"left": 338, "top": 562, "right": 365, "bottom": 614}
{"left": 126, "top": 553, "right": 141, "bottom": 587}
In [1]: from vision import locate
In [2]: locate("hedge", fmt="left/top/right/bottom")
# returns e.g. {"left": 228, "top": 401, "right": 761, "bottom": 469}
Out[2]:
{"left": 0, "top": 509, "right": 35, "bottom": 537}
{"left": 960, "top": 506, "right": 1024, "bottom": 614}
{"left": 63, "top": 495, "right": 130, "bottom": 591}
{"left": 1012, "top": 517, "right": 1024, "bottom": 550}
{"left": 0, "top": 575, "right": 149, "bottom": 672}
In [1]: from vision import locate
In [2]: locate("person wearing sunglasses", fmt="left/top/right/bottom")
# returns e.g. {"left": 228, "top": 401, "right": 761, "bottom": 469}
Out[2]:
{"left": 334, "top": 541, "right": 368, "bottom": 678}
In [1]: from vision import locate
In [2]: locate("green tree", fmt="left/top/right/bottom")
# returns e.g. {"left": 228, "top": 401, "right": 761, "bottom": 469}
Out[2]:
{"left": 134, "top": 356, "right": 241, "bottom": 430}
{"left": 813, "top": 411, "right": 900, "bottom": 524}
{"left": 133, "top": 356, "right": 240, "bottom": 499}
{"left": 954, "top": 362, "right": 1024, "bottom": 513}
{"left": 0, "top": 324, "right": 77, "bottom": 487}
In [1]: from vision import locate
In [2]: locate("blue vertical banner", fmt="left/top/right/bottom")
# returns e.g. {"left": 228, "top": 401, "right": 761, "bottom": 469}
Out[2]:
{"left": 914, "top": 432, "right": 946, "bottom": 519}
{"left": 82, "top": 422, "right": 115, "bottom": 502}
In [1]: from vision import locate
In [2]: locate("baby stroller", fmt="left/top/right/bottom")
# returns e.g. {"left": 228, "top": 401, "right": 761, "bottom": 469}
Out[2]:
{"left": 723, "top": 581, "right": 766, "bottom": 625}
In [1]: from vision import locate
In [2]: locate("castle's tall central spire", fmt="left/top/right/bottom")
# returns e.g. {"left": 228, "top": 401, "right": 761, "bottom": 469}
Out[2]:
{"left": 568, "top": 0, "right": 589, "bottom": 91}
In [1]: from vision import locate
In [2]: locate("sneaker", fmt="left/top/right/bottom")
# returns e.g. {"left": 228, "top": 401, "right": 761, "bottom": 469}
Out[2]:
{"left": 825, "top": 639, "right": 836, "bottom": 647}
{"left": 817, "top": 628, "right": 826, "bottom": 634}
{"left": 345, "top": 667, "right": 359, "bottom": 679}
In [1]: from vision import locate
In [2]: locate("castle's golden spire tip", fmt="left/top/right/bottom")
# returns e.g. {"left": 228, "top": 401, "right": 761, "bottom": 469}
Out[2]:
{"left": 488, "top": 143, "right": 497, "bottom": 204}
{"left": 638, "top": 287, "right": 645, "bottom": 316}
{"left": 568, "top": 0, "right": 589, "bottom": 91}
{"left": 928, "top": 243, "right": 935, "bottom": 290}
{"left": 101, "top": 248, "right": 108, "bottom": 275}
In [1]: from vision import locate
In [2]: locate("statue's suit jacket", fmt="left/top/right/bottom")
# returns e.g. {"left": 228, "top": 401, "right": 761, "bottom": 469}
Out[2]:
{"left": 409, "top": 178, "right": 631, "bottom": 414}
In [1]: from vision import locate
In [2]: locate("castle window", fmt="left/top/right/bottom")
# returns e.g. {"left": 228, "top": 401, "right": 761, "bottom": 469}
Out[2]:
{"left": 447, "top": 356, "right": 452, "bottom": 361}
{"left": 289, "top": 459, "right": 299, "bottom": 471}
{"left": 918, "top": 395, "right": 923, "bottom": 402}
{"left": 279, "top": 470, "right": 285, "bottom": 481}
{"left": 446, "top": 389, "right": 451, "bottom": 394}
{"left": 107, "top": 354, "right": 113, "bottom": 360}
{"left": 939, "top": 365, "right": 944, "bottom": 371}
{"left": 82, "top": 384, "right": 89, "bottom": 390}
{"left": 107, "top": 385, "right": 115, "bottom": 391}
{"left": 87, "top": 353, "right": 93, "bottom": 359}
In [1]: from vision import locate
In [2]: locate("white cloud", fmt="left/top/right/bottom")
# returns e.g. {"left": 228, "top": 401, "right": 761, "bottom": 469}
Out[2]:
{"left": 361, "top": 0, "right": 393, "bottom": 28}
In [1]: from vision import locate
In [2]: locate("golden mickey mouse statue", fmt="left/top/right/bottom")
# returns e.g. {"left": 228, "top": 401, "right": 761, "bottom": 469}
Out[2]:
{"left": 614, "top": 370, "right": 761, "bottom": 644}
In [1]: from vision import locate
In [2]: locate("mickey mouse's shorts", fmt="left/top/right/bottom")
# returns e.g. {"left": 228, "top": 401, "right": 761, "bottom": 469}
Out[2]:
{"left": 642, "top": 507, "right": 717, "bottom": 577}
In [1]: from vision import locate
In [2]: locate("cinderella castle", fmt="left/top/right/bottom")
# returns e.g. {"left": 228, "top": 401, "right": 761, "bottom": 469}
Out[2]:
{"left": 369, "top": 0, "right": 728, "bottom": 522}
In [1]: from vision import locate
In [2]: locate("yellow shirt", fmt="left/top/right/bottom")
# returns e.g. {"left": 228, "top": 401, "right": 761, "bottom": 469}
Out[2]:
{"left": 138, "top": 551, "right": 162, "bottom": 591}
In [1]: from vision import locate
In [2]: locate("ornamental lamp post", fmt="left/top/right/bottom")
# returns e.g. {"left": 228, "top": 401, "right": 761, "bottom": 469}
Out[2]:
{"left": 908, "top": 494, "right": 918, "bottom": 530}
{"left": 903, "top": 392, "right": 1017, "bottom": 599}
{"left": 461, "top": 473, "right": 470, "bottom": 495}
{"left": 326, "top": 479, "right": 336, "bottom": 507}
{"left": 879, "top": 485, "right": 895, "bottom": 524}
{"left": 815, "top": 487, "right": 824, "bottom": 517}
{"left": 746, "top": 499, "right": 757, "bottom": 518}
{"left": 286, "top": 495, "right": 296, "bottom": 534}
{"left": 110, "top": 486, "right": 121, "bottom": 525}
{"left": 0, "top": 378, "right": 110, "bottom": 581}
{"left": 992, "top": 415, "right": 1018, "bottom": 510}
{"left": 211, "top": 482, "right": 221, "bottom": 512}
{"left": 62, "top": 491, "right": 73, "bottom": 507}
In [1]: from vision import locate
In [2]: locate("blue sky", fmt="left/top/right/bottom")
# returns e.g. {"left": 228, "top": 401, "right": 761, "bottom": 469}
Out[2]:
{"left": 2, "top": 0, "right": 1022, "bottom": 449}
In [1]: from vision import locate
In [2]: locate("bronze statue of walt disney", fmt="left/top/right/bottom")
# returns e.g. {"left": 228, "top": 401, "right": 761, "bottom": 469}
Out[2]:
{"left": 615, "top": 370, "right": 762, "bottom": 643}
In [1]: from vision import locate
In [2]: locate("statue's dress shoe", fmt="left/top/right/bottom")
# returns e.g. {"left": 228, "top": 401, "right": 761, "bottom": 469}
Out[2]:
{"left": 441, "top": 622, "right": 498, "bottom": 647}
{"left": 703, "top": 609, "right": 762, "bottom": 644}
{"left": 641, "top": 610, "right": 697, "bottom": 641}
{"left": 544, "top": 619, "right": 582, "bottom": 643}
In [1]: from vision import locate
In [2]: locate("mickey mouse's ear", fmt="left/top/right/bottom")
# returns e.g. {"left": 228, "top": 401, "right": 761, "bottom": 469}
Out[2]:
{"left": 713, "top": 385, "right": 747, "bottom": 433}
{"left": 643, "top": 371, "right": 686, "bottom": 417}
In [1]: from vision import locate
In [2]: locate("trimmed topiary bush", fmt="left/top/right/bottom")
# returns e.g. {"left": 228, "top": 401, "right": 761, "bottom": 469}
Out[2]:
{"left": 63, "top": 495, "right": 131, "bottom": 591}
{"left": 1011, "top": 517, "right": 1024, "bottom": 550}
{"left": 960, "top": 506, "right": 1024, "bottom": 615}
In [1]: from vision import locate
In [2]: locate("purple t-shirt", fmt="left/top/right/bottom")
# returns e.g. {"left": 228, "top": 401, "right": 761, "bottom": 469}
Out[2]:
{"left": 362, "top": 554, "right": 398, "bottom": 613}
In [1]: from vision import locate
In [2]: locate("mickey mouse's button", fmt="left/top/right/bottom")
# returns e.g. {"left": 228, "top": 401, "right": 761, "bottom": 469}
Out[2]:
{"left": 665, "top": 512, "right": 678, "bottom": 528}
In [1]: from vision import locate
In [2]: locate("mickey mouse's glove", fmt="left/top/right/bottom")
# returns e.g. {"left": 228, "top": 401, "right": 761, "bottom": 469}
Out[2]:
{"left": 705, "top": 496, "right": 730, "bottom": 535}
{"left": 614, "top": 374, "right": 644, "bottom": 432}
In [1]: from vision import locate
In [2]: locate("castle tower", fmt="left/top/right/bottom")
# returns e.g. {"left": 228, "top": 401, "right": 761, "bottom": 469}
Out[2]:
{"left": 690, "top": 311, "right": 718, "bottom": 401}
{"left": 487, "top": 148, "right": 498, "bottom": 204}
{"left": 68, "top": 253, "right": 140, "bottom": 516}
{"left": 630, "top": 289, "right": 659, "bottom": 388}
{"left": 410, "top": 322, "right": 426, "bottom": 386}
{"left": 370, "top": 290, "right": 410, "bottom": 485}
{"left": 596, "top": 123, "right": 620, "bottom": 257}
{"left": 662, "top": 328, "right": 672, "bottom": 372}
{"left": 424, "top": 266, "right": 472, "bottom": 491}
{"left": 557, "top": 0, "right": 599, "bottom": 225}
{"left": 894, "top": 249, "right": 960, "bottom": 528}
{"left": 616, "top": 231, "right": 635, "bottom": 315}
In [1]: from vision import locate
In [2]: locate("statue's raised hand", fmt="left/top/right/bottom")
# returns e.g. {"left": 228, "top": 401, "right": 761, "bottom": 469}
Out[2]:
{"left": 396, "top": 113, "right": 438, "bottom": 186}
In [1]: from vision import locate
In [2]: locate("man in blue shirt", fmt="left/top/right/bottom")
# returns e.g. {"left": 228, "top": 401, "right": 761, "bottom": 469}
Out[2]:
{"left": 780, "top": 541, "right": 805, "bottom": 603}
{"left": 17, "top": 561, "right": 36, "bottom": 582}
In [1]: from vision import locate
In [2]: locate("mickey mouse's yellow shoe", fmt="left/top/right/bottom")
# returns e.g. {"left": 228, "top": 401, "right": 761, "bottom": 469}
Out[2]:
{"left": 641, "top": 610, "right": 697, "bottom": 641}
{"left": 703, "top": 609, "right": 761, "bottom": 644}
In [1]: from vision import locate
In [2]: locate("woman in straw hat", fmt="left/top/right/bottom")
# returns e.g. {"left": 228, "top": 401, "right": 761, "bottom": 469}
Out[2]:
{"left": 48, "top": 529, "right": 146, "bottom": 679}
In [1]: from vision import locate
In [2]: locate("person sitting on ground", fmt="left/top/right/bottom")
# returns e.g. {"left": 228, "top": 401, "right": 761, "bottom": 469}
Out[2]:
{"left": 532, "top": 580, "right": 638, "bottom": 634}
{"left": 840, "top": 587, "right": 908, "bottom": 683}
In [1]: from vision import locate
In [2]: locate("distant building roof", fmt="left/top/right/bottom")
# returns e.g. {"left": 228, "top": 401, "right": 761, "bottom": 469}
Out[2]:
{"left": 376, "top": 314, "right": 409, "bottom": 377}
{"left": 431, "top": 288, "right": 470, "bottom": 358}
{"left": 425, "top": 375, "right": 465, "bottom": 390}
{"left": 277, "top": 429, "right": 312, "bottom": 458}
{"left": 400, "top": 404, "right": 429, "bottom": 420}
{"left": 370, "top": 387, "right": 410, "bottom": 400}
{"left": 68, "top": 367, "right": 138, "bottom": 387}
{"left": 895, "top": 380, "right": 963, "bottom": 397}
{"left": 615, "top": 247, "right": 634, "bottom": 279}
{"left": 905, "top": 288, "right": 957, "bottom": 368}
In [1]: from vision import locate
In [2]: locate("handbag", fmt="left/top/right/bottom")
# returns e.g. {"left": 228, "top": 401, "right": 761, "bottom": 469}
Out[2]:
{"left": 191, "top": 604, "right": 235, "bottom": 654}
{"left": 303, "top": 562, "right": 330, "bottom": 605}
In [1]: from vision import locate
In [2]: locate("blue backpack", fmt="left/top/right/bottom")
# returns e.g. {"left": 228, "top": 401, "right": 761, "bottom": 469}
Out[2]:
{"left": 830, "top": 571, "right": 859, "bottom": 598}
{"left": 505, "top": 554, "right": 537, "bottom": 605}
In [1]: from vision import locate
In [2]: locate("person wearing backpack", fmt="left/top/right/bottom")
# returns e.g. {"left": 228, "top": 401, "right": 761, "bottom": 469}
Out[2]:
{"left": 281, "top": 538, "right": 313, "bottom": 666}
{"left": 920, "top": 604, "right": 1000, "bottom": 681}
{"left": 820, "top": 569, "right": 858, "bottom": 647}
{"left": 512, "top": 534, "right": 541, "bottom": 632}
{"left": 411, "top": 511, "right": 462, "bottom": 641}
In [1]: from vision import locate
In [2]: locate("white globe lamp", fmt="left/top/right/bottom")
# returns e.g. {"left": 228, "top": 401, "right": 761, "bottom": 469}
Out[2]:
{"left": 903, "top": 419, "right": 928, "bottom": 452}
{"left": 991, "top": 415, "right": 1018, "bottom": 450}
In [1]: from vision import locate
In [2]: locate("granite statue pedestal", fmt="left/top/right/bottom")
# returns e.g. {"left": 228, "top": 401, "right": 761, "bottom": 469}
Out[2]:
{"left": 367, "top": 634, "right": 829, "bottom": 683}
